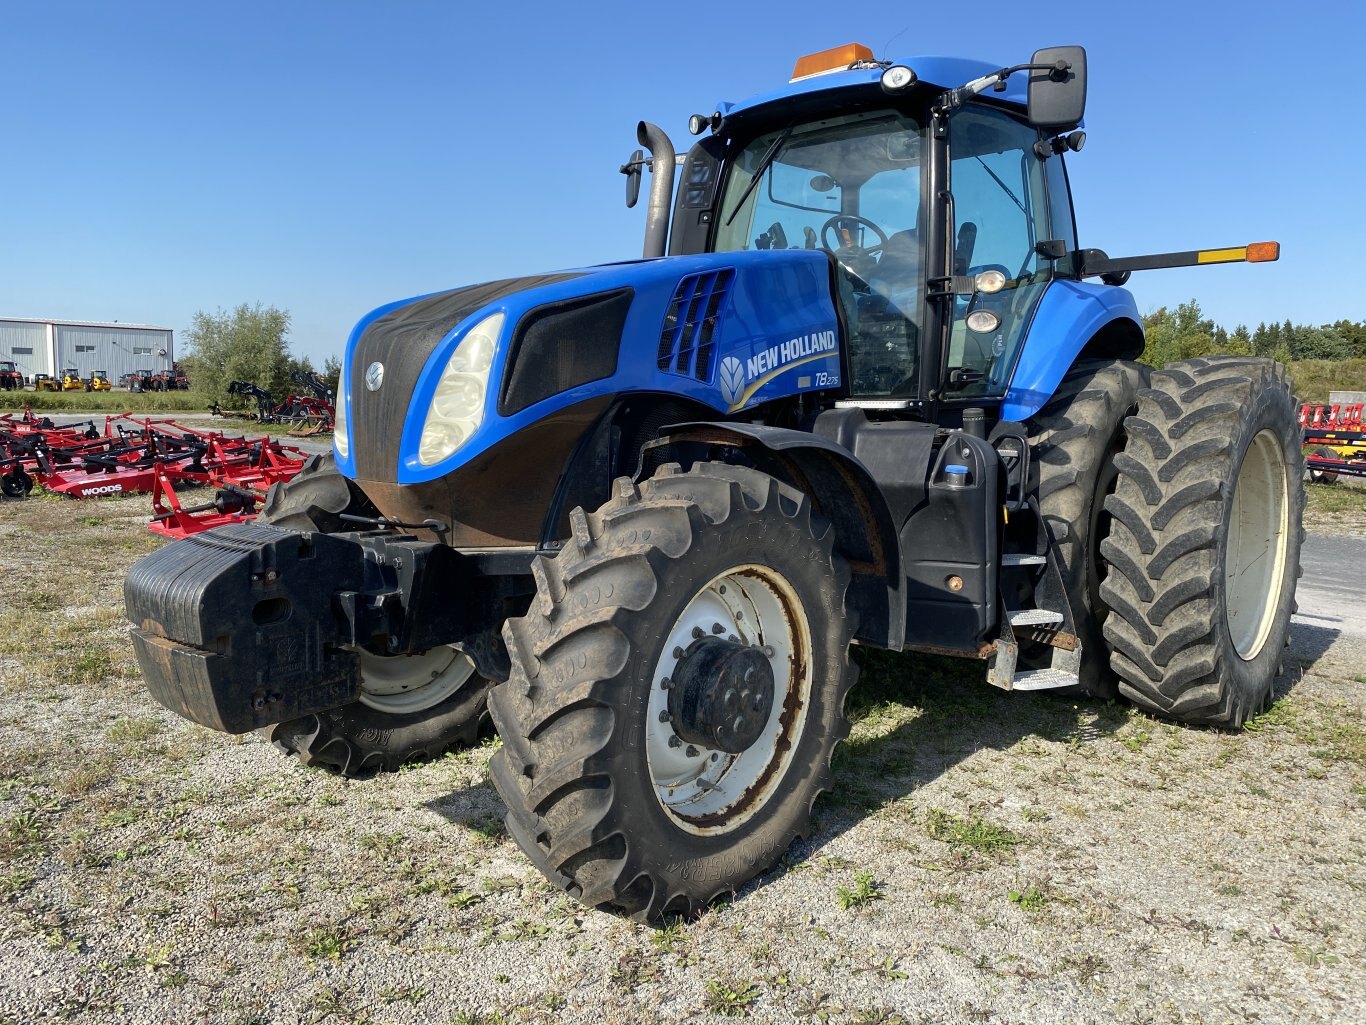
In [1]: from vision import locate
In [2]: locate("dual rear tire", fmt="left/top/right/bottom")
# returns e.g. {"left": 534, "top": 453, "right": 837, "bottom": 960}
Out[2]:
{"left": 1100, "top": 357, "right": 1304, "bottom": 725}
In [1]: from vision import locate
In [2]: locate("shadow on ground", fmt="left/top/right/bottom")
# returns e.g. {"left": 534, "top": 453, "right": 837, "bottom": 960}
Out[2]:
{"left": 419, "top": 649, "right": 1223, "bottom": 914}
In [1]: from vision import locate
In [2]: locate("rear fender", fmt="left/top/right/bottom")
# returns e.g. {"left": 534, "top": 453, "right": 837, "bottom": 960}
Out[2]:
{"left": 649, "top": 421, "right": 904, "bottom": 650}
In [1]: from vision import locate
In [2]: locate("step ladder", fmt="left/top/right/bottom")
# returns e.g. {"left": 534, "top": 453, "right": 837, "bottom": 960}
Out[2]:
{"left": 987, "top": 535, "right": 1083, "bottom": 692}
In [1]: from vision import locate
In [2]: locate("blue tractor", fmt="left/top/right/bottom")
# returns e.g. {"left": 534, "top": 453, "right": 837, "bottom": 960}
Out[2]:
{"left": 125, "top": 44, "right": 1302, "bottom": 920}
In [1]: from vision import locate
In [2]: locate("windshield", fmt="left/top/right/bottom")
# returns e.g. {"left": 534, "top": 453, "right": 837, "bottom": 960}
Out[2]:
{"left": 713, "top": 109, "right": 925, "bottom": 398}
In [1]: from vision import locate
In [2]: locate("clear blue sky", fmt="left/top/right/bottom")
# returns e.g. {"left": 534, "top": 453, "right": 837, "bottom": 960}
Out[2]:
{"left": 2, "top": 0, "right": 1360, "bottom": 365}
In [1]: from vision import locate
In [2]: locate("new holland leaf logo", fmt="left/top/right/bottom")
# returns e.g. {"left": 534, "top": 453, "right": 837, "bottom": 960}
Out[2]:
{"left": 719, "top": 357, "right": 745, "bottom": 406}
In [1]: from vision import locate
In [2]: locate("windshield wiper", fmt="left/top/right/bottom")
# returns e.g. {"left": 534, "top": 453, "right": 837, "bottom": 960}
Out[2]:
{"left": 725, "top": 126, "right": 794, "bottom": 227}
{"left": 974, "top": 156, "right": 1026, "bottom": 215}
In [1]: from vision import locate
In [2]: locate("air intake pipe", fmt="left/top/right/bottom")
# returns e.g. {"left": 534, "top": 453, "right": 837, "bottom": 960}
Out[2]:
{"left": 637, "top": 121, "right": 676, "bottom": 259}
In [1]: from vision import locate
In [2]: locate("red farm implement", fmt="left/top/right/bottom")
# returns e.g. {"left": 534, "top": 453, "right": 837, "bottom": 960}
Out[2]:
{"left": 1301, "top": 403, "right": 1366, "bottom": 482}
{"left": 1, "top": 407, "right": 311, "bottom": 535}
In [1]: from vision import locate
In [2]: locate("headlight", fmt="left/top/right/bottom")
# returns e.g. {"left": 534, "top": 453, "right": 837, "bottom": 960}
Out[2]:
{"left": 332, "top": 375, "right": 350, "bottom": 460}
{"left": 417, "top": 312, "right": 503, "bottom": 466}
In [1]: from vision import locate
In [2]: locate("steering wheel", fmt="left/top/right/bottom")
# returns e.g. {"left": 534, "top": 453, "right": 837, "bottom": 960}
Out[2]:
{"left": 820, "top": 214, "right": 889, "bottom": 259}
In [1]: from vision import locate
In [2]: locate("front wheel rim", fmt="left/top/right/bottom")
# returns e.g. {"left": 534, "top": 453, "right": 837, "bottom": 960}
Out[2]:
{"left": 355, "top": 645, "right": 475, "bottom": 715}
{"left": 646, "top": 564, "right": 812, "bottom": 836}
{"left": 1225, "top": 429, "right": 1290, "bottom": 660}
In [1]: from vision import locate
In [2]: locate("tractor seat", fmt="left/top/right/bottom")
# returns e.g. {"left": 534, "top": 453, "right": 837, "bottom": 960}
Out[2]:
{"left": 869, "top": 229, "right": 919, "bottom": 311}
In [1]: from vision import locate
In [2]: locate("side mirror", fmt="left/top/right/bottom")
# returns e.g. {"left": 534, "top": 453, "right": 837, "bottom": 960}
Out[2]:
{"left": 1027, "top": 46, "right": 1086, "bottom": 130}
{"left": 621, "top": 148, "right": 644, "bottom": 208}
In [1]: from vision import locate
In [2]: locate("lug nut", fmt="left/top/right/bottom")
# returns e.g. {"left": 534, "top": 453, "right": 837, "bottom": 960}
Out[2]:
{"left": 692, "top": 626, "right": 704, "bottom": 639}
{"left": 763, "top": 645, "right": 774, "bottom": 658}
{"left": 660, "top": 677, "right": 672, "bottom": 690}
{"left": 712, "top": 622, "right": 725, "bottom": 634}
{"left": 722, "top": 687, "right": 738, "bottom": 710}
{"left": 685, "top": 745, "right": 699, "bottom": 757}
{"left": 672, "top": 646, "right": 684, "bottom": 659}
{"left": 669, "top": 736, "right": 682, "bottom": 748}
{"left": 658, "top": 709, "right": 671, "bottom": 722}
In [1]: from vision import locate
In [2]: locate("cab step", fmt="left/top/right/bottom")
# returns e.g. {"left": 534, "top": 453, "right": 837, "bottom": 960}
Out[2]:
{"left": 1010, "top": 668, "right": 1079, "bottom": 691}
{"left": 1007, "top": 608, "right": 1064, "bottom": 627}
{"left": 1001, "top": 553, "right": 1046, "bottom": 566}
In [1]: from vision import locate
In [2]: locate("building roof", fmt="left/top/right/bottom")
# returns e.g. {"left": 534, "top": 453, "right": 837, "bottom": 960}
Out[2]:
{"left": 0, "top": 316, "right": 173, "bottom": 332}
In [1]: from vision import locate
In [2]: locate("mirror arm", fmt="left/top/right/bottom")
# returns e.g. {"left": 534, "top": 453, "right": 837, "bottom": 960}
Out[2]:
{"left": 933, "top": 60, "right": 1072, "bottom": 119}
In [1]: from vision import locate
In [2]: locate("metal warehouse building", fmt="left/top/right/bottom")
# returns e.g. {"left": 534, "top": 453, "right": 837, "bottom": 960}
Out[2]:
{"left": 0, "top": 317, "right": 174, "bottom": 384}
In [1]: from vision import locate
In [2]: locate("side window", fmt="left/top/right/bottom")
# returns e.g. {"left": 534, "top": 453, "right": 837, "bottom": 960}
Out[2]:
{"left": 1045, "top": 153, "right": 1078, "bottom": 269}
{"left": 946, "top": 106, "right": 1052, "bottom": 398}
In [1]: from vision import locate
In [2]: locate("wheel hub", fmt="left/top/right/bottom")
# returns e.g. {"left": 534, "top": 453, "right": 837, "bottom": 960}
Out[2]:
{"left": 669, "top": 636, "right": 775, "bottom": 753}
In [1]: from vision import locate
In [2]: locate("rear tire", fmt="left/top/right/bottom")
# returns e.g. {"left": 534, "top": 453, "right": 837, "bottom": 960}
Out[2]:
{"left": 258, "top": 452, "right": 491, "bottom": 776}
{"left": 1099, "top": 357, "right": 1304, "bottom": 727}
{"left": 1026, "top": 358, "right": 1150, "bottom": 694}
{"left": 488, "top": 463, "right": 856, "bottom": 921}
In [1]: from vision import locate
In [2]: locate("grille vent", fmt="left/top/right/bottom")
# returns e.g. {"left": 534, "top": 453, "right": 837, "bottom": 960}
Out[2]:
{"left": 656, "top": 269, "right": 735, "bottom": 381}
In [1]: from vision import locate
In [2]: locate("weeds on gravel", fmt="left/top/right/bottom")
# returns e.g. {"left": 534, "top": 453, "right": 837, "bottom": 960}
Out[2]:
{"left": 704, "top": 975, "right": 763, "bottom": 1017}
{"left": 836, "top": 871, "right": 884, "bottom": 910}
{"left": 292, "top": 923, "right": 359, "bottom": 961}
{"left": 610, "top": 947, "right": 660, "bottom": 991}
{"left": 1007, "top": 885, "right": 1049, "bottom": 911}
{"left": 106, "top": 716, "right": 162, "bottom": 747}
{"left": 924, "top": 808, "right": 1022, "bottom": 855}
{"left": 651, "top": 916, "right": 688, "bottom": 952}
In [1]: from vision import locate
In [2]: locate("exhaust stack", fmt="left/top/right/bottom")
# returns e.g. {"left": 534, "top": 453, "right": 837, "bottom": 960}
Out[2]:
{"left": 636, "top": 121, "right": 676, "bottom": 258}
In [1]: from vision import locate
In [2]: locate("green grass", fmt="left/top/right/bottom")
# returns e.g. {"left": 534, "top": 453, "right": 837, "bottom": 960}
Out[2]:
{"left": 836, "top": 871, "right": 885, "bottom": 910}
{"left": 1304, "top": 481, "right": 1366, "bottom": 517}
{"left": 1, "top": 389, "right": 211, "bottom": 412}
{"left": 924, "top": 809, "right": 1023, "bottom": 855}
{"left": 704, "top": 976, "right": 763, "bottom": 1017}
{"left": 1007, "top": 885, "right": 1050, "bottom": 911}
{"left": 1289, "top": 359, "right": 1366, "bottom": 404}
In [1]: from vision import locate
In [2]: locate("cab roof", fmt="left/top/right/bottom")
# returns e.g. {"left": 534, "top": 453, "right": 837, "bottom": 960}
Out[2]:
{"left": 719, "top": 55, "right": 1026, "bottom": 121}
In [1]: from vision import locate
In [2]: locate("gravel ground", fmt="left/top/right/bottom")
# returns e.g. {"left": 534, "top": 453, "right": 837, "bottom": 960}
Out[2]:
{"left": 0, "top": 485, "right": 1361, "bottom": 1025}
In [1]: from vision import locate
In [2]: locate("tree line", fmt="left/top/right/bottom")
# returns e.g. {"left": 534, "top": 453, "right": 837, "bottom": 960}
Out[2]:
{"left": 180, "top": 304, "right": 341, "bottom": 404}
{"left": 1140, "top": 300, "right": 1366, "bottom": 368}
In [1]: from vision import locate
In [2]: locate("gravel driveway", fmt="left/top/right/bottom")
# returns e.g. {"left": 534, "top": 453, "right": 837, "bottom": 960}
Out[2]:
{"left": 0, "top": 487, "right": 1361, "bottom": 1025}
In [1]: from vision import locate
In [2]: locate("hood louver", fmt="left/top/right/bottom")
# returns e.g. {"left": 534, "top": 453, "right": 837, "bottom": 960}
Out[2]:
{"left": 657, "top": 268, "right": 735, "bottom": 382}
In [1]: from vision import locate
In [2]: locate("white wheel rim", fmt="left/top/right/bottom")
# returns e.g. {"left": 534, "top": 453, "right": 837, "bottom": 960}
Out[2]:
{"left": 646, "top": 565, "right": 812, "bottom": 836}
{"left": 1225, "top": 430, "right": 1290, "bottom": 660}
{"left": 354, "top": 645, "right": 475, "bottom": 715}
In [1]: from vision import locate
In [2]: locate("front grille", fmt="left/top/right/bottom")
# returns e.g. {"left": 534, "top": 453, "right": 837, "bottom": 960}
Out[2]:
{"left": 656, "top": 269, "right": 735, "bottom": 382}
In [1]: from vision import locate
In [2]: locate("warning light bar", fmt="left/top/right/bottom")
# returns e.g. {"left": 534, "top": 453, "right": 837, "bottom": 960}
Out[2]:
{"left": 1080, "top": 241, "right": 1280, "bottom": 279}
{"left": 791, "top": 43, "right": 875, "bottom": 82}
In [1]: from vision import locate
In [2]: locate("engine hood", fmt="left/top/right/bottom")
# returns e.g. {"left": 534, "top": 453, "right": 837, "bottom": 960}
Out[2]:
{"left": 337, "top": 250, "right": 841, "bottom": 485}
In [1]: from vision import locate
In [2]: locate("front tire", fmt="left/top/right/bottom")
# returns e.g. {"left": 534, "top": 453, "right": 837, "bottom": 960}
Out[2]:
{"left": 1099, "top": 357, "right": 1304, "bottom": 726}
{"left": 258, "top": 452, "right": 492, "bottom": 775}
{"left": 488, "top": 463, "right": 856, "bottom": 921}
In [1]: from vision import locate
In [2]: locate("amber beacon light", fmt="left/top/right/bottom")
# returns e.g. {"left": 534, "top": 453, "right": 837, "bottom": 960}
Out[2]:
{"left": 791, "top": 43, "right": 875, "bottom": 81}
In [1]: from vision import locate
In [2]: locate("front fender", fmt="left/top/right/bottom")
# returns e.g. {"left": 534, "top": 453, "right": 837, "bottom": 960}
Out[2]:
{"left": 653, "top": 421, "right": 904, "bottom": 650}
{"left": 1002, "top": 280, "right": 1143, "bottom": 421}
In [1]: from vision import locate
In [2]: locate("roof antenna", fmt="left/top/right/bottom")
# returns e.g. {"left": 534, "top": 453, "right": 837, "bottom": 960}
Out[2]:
{"left": 880, "top": 25, "right": 910, "bottom": 60}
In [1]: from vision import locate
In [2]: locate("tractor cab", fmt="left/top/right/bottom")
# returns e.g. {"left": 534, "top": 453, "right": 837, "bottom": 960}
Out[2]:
{"left": 87, "top": 369, "right": 112, "bottom": 392}
{"left": 60, "top": 368, "right": 83, "bottom": 390}
{"left": 0, "top": 360, "right": 22, "bottom": 390}
{"left": 671, "top": 46, "right": 1090, "bottom": 418}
